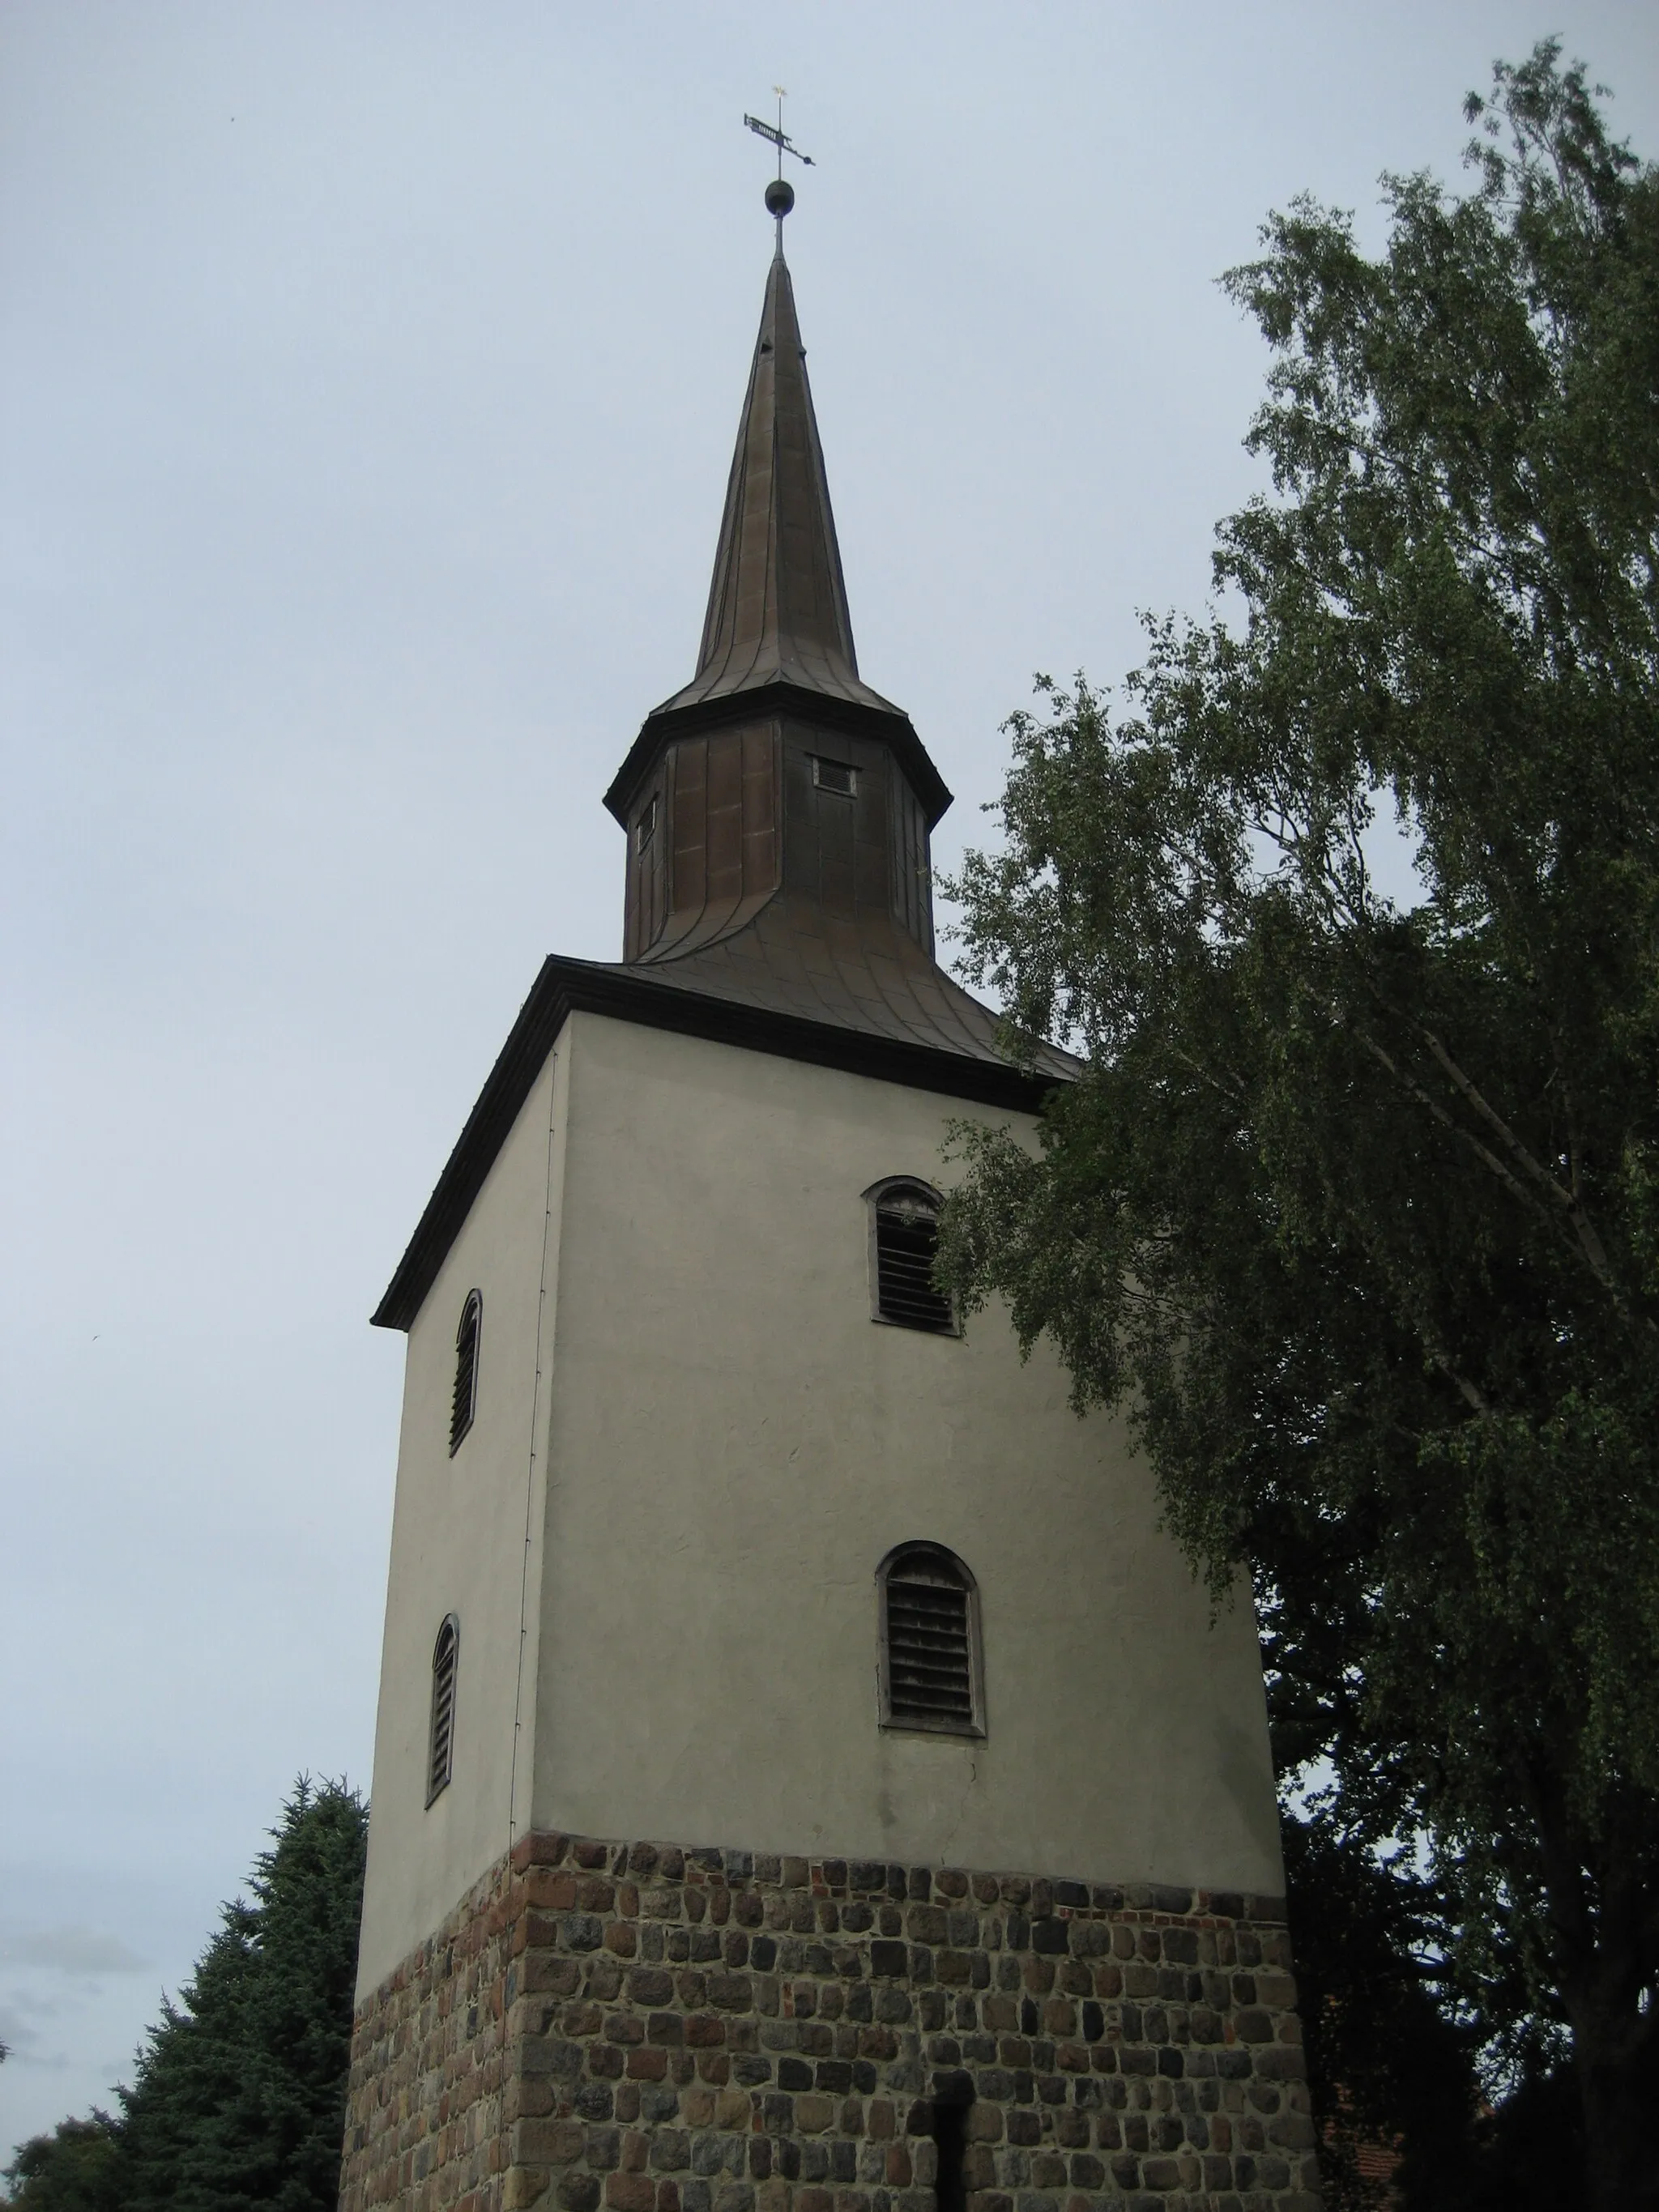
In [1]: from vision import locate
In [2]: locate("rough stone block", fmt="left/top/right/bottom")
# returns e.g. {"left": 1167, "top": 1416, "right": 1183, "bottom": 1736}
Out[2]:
{"left": 606, "top": 2176, "right": 656, "bottom": 2212}
{"left": 339, "top": 1831, "right": 1318, "bottom": 2212}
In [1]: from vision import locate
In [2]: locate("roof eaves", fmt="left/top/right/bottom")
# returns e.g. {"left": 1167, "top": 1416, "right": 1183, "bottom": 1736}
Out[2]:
{"left": 371, "top": 956, "right": 1067, "bottom": 1333}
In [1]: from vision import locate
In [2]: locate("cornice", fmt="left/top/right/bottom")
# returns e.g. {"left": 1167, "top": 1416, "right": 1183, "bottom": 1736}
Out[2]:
{"left": 372, "top": 954, "right": 1063, "bottom": 1333}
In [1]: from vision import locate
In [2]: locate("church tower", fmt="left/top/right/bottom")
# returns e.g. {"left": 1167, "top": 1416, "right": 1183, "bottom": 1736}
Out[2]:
{"left": 340, "top": 200, "right": 1317, "bottom": 2212}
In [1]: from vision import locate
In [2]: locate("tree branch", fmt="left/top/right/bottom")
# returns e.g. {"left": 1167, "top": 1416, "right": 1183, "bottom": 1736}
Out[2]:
{"left": 1358, "top": 1024, "right": 1648, "bottom": 1339}
{"left": 1414, "top": 1022, "right": 1623, "bottom": 1296}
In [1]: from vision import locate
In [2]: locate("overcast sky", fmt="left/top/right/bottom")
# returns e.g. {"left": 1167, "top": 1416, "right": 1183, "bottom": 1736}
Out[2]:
{"left": 3, "top": 0, "right": 1656, "bottom": 2159}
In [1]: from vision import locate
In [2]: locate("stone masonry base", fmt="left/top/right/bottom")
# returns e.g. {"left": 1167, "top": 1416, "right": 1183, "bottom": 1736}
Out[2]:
{"left": 339, "top": 1832, "right": 1322, "bottom": 2212}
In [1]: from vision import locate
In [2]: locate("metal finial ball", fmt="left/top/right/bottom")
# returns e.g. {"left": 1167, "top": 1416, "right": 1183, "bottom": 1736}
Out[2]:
{"left": 765, "top": 177, "right": 795, "bottom": 219}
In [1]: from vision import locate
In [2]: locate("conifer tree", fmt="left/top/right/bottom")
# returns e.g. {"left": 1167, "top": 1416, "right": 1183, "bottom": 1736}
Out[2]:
{"left": 119, "top": 1778, "right": 367, "bottom": 2212}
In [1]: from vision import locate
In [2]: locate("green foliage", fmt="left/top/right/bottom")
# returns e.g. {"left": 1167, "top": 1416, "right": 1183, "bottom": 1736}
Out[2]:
{"left": 2, "top": 1782, "right": 365, "bottom": 2211}
{"left": 1281, "top": 1806, "right": 1592, "bottom": 2212}
{"left": 118, "top": 1777, "right": 367, "bottom": 2212}
{"left": 1, "top": 2116, "right": 124, "bottom": 2212}
{"left": 939, "top": 42, "right": 1659, "bottom": 2206}
{"left": 1279, "top": 1809, "right": 1480, "bottom": 2212}
{"left": 1465, "top": 2061, "right": 1587, "bottom": 2212}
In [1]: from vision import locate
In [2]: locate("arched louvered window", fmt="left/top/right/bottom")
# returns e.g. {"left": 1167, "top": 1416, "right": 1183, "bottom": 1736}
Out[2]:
{"left": 877, "top": 1542, "right": 983, "bottom": 1737}
{"left": 864, "top": 1178, "right": 957, "bottom": 1335}
{"left": 427, "top": 1614, "right": 458, "bottom": 1805}
{"left": 450, "top": 1290, "right": 481, "bottom": 1455}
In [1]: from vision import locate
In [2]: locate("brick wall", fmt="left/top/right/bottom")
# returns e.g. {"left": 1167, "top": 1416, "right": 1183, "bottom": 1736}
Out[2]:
{"left": 339, "top": 1832, "right": 1321, "bottom": 2212}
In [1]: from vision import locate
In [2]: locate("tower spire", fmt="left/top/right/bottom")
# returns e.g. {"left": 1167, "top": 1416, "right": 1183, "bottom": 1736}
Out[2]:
{"left": 652, "top": 232, "right": 903, "bottom": 722}
{"left": 607, "top": 185, "right": 953, "bottom": 883}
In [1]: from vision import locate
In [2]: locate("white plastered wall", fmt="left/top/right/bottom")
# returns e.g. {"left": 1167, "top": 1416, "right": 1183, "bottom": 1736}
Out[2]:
{"left": 355, "top": 1043, "right": 568, "bottom": 1999}
{"left": 356, "top": 1009, "right": 1283, "bottom": 2000}
{"left": 532, "top": 1013, "right": 1282, "bottom": 1898}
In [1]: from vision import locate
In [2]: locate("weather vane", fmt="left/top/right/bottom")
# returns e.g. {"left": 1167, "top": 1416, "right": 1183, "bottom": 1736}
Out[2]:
{"left": 744, "top": 87, "right": 814, "bottom": 226}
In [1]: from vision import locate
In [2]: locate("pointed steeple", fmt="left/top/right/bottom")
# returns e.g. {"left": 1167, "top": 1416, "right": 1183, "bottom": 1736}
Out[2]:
{"left": 655, "top": 242, "right": 902, "bottom": 720}
{"left": 604, "top": 238, "right": 949, "bottom": 836}
{"left": 603, "top": 215, "right": 963, "bottom": 982}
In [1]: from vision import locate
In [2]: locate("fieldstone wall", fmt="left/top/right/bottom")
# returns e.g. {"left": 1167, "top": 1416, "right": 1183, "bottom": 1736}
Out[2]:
{"left": 339, "top": 1831, "right": 1321, "bottom": 2212}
